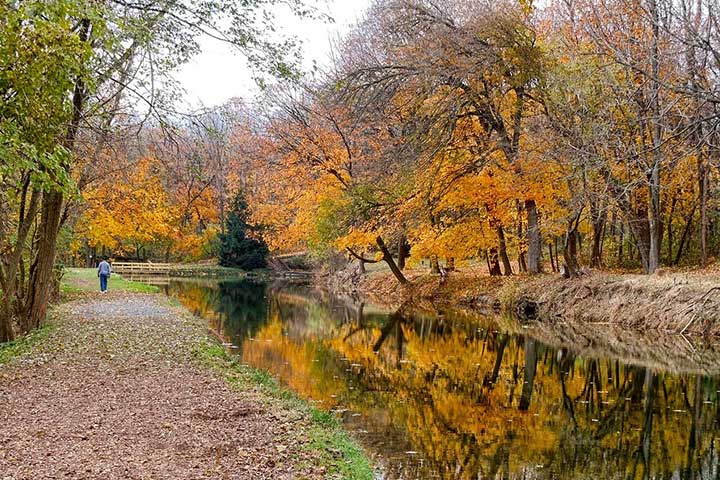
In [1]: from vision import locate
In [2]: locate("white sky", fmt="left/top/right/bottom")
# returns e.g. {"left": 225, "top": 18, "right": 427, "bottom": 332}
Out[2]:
{"left": 175, "top": 1, "right": 372, "bottom": 109}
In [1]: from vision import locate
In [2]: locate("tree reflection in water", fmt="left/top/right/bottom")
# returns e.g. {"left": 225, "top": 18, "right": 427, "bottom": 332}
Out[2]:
{"left": 162, "top": 279, "right": 720, "bottom": 480}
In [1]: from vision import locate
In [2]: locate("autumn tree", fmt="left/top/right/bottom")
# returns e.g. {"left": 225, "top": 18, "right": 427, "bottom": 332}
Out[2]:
{"left": 339, "top": 0, "right": 549, "bottom": 274}
{"left": 244, "top": 0, "right": 720, "bottom": 280}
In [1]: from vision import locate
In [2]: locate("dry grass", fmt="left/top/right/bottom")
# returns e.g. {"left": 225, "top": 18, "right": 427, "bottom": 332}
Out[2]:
{"left": 533, "top": 272, "right": 720, "bottom": 336}
{"left": 354, "top": 265, "right": 720, "bottom": 337}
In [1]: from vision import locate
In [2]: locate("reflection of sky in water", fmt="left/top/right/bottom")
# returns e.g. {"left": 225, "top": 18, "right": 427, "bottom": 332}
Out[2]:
{"left": 159, "top": 278, "right": 720, "bottom": 480}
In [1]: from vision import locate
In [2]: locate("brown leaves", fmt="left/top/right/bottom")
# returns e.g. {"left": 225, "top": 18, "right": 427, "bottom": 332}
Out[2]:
{"left": 0, "top": 295, "right": 341, "bottom": 479}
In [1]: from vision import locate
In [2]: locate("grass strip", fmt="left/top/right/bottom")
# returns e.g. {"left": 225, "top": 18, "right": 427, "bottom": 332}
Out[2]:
{"left": 61, "top": 268, "right": 160, "bottom": 294}
{"left": 0, "top": 324, "right": 55, "bottom": 365}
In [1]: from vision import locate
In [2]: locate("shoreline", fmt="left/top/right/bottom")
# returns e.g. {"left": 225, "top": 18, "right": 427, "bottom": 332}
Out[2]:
{"left": 340, "top": 267, "right": 720, "bottom": 336}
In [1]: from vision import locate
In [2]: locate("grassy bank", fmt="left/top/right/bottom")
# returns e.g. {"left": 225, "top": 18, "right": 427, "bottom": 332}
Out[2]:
{"left": 0, "top": 324, "right": 55, "bottom": 365}
{"left": 61, "top": 267, "right": 160, "bottom": 295}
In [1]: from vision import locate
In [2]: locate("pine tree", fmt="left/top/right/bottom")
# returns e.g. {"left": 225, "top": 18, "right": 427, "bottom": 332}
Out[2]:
{"left": 218, "top": 191, "right": 269, "bottom": 270}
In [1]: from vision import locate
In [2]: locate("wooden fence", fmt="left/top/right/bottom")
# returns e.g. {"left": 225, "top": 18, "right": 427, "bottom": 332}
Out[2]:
{"left": 112, "top": 262, "right": 175, "bottom": 275}
{"left": 111, "top": 261, "right": 312, "bottom": 279}
{"left": 112, "top": 262, "right": 228, "bottom": 276}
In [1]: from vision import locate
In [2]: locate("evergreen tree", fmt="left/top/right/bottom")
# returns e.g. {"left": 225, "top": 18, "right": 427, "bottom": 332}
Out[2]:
{"left": 218, "top": 191, "right": 269, "bottom": 270}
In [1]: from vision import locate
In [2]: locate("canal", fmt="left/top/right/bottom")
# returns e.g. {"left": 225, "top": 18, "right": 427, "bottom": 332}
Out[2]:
{"left": 149, "top": 277, "right": 720, "bottom": 479}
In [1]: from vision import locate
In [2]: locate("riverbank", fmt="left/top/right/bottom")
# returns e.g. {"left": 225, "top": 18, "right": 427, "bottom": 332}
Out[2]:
{"left": 348, "top": 265, "right": 720, "bottom": 337}
{"left": 0, "top": 271, "right": 373, "bottom": 479}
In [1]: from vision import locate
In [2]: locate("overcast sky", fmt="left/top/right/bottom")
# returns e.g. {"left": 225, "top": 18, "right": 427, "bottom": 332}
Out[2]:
{"left": 174, "top": 1, "right": 372, "bottom": 109}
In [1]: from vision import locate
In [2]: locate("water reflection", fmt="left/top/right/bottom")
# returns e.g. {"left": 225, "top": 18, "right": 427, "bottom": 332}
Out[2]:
{"left": 159, "top": 278, "right": 720, "bottom": 480}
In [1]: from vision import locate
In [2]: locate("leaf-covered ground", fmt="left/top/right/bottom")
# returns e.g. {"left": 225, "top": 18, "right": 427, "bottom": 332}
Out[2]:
{"left": 0, "top": 293, "right": 371, "bottom": 479}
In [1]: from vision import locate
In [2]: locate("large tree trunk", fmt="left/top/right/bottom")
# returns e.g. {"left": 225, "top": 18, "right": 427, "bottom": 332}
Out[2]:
{"left": 525, "top": 199, "right": 542, "bottom": 274}
{"left": 626, "top": 207, "right": 652, "bottom": 273}
{"left": 23, "top": 190, "right": 64, "bottom": 332}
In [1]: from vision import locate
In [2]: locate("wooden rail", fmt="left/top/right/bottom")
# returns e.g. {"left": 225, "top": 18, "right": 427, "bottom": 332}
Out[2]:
{"left": 112, "top": 262, "right": 230, "bottom": 276}
{"left": 111, "top": 262, "right": 312, "bottom": 279}
{"left": 112, "top": 262, "right": 177, "bottom": 275}
{"left": 272, "top": 251, "right": 309, "bottom": 259}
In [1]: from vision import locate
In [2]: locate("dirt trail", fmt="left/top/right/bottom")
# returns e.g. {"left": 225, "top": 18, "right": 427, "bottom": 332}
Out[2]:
{"left": 0, "top": 293, "right": 331, "bottom": 479}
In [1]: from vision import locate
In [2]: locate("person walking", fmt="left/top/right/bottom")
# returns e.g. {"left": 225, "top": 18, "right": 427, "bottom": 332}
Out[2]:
{"left": 97, "top": 257, "right": 112, "bottom": 293}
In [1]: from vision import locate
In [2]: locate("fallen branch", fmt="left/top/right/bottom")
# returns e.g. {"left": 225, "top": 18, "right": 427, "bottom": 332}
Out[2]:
{"left": 346, "top": 247, "right": 380, "bottom": 264}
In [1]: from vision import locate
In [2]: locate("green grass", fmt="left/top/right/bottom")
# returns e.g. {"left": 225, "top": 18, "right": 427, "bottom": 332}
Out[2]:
{"left": 193, "top": 340, "right": 374, "bottom": 480}
{"left": 0, "top": 324, "right": 55, "bottom": 365}
{"left": 61, "top": 268, "right": 159, "bottom": 294}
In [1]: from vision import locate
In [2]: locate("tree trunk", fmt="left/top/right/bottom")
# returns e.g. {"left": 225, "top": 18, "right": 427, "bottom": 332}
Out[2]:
{"left": 517, "top": 201, "right": 527, "bottom": 273}
{"left": 0, "top": 309, "right": 12, "bottom": 343}
{"left": 648, "top": 166, "right": 662, "bottom": 274}
{"left": 590, "top": 203, "right": 606, "bottom": 268}
{"left": 627, "top": 209, "right": 652, "bottom": 273}
{"left": 23, "top": 190, "right": 64, "bottom": 332}
{"left": 563, "top": 230, "right": 580, "bottom": 278}
{"left": 496, "top": 226, "right": 512, "bottom": 276}
{"left": 430, "top": 255, "right": 440, "bottom": 274}
{"left": 397, "top": 234, "right": 408, "bottom": 271}
{"left": 548, "top": 242, "right": 557, "bottom": 273}
{"left": 487, "top": 248, "right": 502, "bottom": 276}
{"left": 525, "top": 199, "right": 542, "bottom": 274}
{"left": 674, "top": 203, "right": 697, "bottom": 265}
{"left": 647, "top": 0, "right": 662, "bottom": 275}
{"left": 0, "top": 186, "right": 41, "bottom": 342}
{"left": 445, "top": 257, "right": 455, "bottom": 272}
{"left": 699, "top": 157, "right": 708, "bottom": 266}
{"left": 563, "top": 212, "right": 582, "bottom": 278}
{"left": 376, "top": 236, "right": 407, "bottom": 284}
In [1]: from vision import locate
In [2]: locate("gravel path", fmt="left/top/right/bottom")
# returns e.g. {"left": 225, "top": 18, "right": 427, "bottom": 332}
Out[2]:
{"left": 0, "top": 293, "right": 329, "bottom": 479}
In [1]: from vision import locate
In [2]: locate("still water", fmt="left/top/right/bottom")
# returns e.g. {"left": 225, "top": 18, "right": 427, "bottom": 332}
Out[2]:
{"left": 154, "top": 277, "right": 720, "bottom": 479}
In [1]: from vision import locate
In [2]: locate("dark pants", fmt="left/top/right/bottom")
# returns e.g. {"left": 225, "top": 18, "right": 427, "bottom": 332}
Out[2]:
{"left": 100, "top": 274, "right": 109, "bottom": 292}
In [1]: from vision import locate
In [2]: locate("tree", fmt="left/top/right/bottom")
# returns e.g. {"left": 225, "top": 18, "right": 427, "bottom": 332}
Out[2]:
{"left": 243, "top": 0, "right": 720, "bottom": 280}
{"left": 337, "top": 0, "right": 548, "bottom": 273}
{"left": 0, "top": 0, "right": 316, "bottom": 342}
{"left": 218, "top": 191, "right": 269, "bottom": 270}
